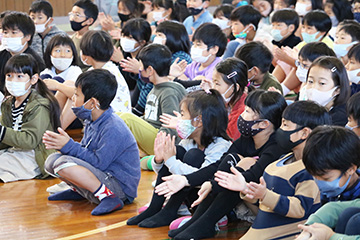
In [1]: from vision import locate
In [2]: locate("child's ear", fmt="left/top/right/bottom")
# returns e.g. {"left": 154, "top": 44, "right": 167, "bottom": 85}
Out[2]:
{"left": 194, "top": 115, "right": 203, "bottom": 128}
{"left": 301, "top": 127, "right": 312, "bottom": 140}
{"left": 47, "top": 17, "right": 54, "bottom": 26}
{"left": 209, "top": 45, "right": 219, "bottom": 56}
{"left": 25, "top": 34, "right": 31, "bottom": 43}
{"left": 203, "top": 1, "right": 210, "bottom": 8}
{"left": 347, "top": 164, "right": 358, "bottom": 176}
{"left": 288, "top": 24, "right": 295, "bottom": 33}
{"left": 259, "top": 119, "right": 270, "bottom": 129}
{"left": 30, "top": 74, "right": 39, "bottom": 85}
{"left": 84, "top": 17, "right": 94, "bottom": 26}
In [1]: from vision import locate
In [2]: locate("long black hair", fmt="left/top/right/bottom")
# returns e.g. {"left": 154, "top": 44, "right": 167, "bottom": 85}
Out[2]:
{"left": 4, "top": 54, "right": 61, "bottom": 131}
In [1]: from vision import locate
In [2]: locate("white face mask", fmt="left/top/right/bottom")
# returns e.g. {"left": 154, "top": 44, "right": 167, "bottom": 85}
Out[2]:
{"left": 212, "top": 18, "right": 230, "bottom": 30}
{"left": 152, "top": 11, "right": 165, "bottom": 22}
{"left": 296, "top": 67, "right": 308, "bottom": 83}
{"left": 2, "top": 37, "right": 26, "bottom": 53}
{"left": 153, "top": 36, "right": 166, "bottom": 45}
{"left": 305, "top": 87, "right": 338, "bottom": 106}
{"left": 51, "top": 56, "right": 73, "bottom": 71}
{"left": 347, "top": 69, "right": 360, "bottom": 84}
{"left": 6, "top": 79, "right": 31, "bottom": 97}
{"left": 221, "top": 84, "right": 234, "bottom": 103}
{"left": 80, "top": 51, "right": 91, "bottom": 66}
{"left": 190, "top": 46, "right": 211, "bottom": 63}
{"left": 35, "top": 18, "right": 51, "bottom": 33}
{"left": 120, "top": 37, "right": 140, "bottom": 53}
{"left": 295, "top": 2, "right": 311, "bottom": 16}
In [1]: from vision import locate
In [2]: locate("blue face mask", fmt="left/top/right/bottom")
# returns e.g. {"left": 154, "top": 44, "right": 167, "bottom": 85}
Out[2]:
{"left": 139, "top": 69, "right": 151, "bottom": 83}
{"left": 301, "top": 31, "right": 322, "bottom": 43}
{"left": 354, "top": 12, "right": 360, "bottom": 23}
{"left": 314, "top": 173, "right": 352, "bottom": 198}
{"left": 72, "top": 99, "right": 97, "bottom": 123}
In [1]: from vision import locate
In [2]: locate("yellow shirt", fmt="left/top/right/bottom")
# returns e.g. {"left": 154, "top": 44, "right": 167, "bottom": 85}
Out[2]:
{"left": 295, "top": 36, "right": 334, "bottom": 51}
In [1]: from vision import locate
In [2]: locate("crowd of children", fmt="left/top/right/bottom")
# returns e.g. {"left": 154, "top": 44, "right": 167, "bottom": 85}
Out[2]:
{"left": 1, "top": 0, "right": 360, "bottom": 239}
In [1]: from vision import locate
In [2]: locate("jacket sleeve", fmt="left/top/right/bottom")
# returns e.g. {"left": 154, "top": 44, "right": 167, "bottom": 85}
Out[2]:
{"left": 1, "top": 105, "right": 51, "bottom": 149}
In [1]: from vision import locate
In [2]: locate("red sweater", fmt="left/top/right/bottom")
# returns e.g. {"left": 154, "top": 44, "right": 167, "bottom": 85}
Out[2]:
{"left": 227, "top": 93, "right": 247, "bottom": 141}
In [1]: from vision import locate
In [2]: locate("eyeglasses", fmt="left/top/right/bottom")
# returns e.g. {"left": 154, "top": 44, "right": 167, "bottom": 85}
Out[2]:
{"left": 295, "top": 59, "right": 311, "bottom": 70}
{"left": 68, "top": 12, "right": 87, "bottom": 19}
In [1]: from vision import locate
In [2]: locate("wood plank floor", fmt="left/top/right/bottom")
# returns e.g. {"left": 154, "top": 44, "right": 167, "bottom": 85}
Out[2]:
{"left": 0, "top": 169, "right": 251, "bottom": 240}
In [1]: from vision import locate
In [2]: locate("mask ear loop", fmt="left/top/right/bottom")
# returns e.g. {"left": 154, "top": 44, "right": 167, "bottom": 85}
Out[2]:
{"left": 226, "top": 71, "right": 238, "bottom": 99}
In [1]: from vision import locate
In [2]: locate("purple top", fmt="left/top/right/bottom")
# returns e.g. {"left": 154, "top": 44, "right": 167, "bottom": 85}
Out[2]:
{"left": 184, "top": 57, "right": 222, "bottom": 80}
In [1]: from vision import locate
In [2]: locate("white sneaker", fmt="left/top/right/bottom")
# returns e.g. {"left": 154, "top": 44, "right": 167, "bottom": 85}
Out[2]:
{"left": 46, "top": 181, "right": 71, "bottom": 194}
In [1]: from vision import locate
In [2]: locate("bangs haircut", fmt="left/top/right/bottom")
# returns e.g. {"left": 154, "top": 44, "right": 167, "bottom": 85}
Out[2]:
{"left": 80, "top": 30, "right": 114, "bottom": 62}
{"left": 339, "top": 23, "right": 360, "bottom": 42}
{"left": 348, "top": 43, "right": 360, "bottom": 65}
{"left": 156, "top": 20, "right": 190, "bottom": 54}
{"left": 122, "top": 18, "right": 151, "bottom": 43}
{"left": 299, "top": 42, "right": 336, "bottom": 62}
{"left": 44, "top": 34, "right": 78, "bottom": 69}
{"left": 230, "top": 5, "right": 262, "bottom": 29}
{"left": 138, "top": 43, "right": 172, "bottom": 76}
{"left": 5, "top": 53, "right": 38, "bottom": 76}
{"left": 271, "top": 9, "right": 299, "bottom": 33}
{"left": 347, "top": 92, "right": 360, "bottom": 125}
{"left": 192, "top": 23, "right": 227, "bottom": 57}
{"left": 302, "top": 10, "right": 331, "bottom": 34}
{"left": 29, "top": 0, "right": 53, "bottom": 18}
{"left": 2, "top": 11, "right": 35, "bottom": 45}
{"left": 213, "top": 4, "right": 235, "bottom": 19}
{"left": 74, "top": 0, "right": 99, "bottom": 23}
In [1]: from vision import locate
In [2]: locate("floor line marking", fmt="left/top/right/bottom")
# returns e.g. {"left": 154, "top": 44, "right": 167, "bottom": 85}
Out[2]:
{"left": 54, "top": 220, "right": 127, "bottom": 240}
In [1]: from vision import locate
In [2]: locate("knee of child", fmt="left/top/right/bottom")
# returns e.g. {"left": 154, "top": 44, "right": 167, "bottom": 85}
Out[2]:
{"left": 44, "top": 152, "right": 63, "bottom": 174}
{"left": 53, "top": 156, "right": 77, "bottom": 176}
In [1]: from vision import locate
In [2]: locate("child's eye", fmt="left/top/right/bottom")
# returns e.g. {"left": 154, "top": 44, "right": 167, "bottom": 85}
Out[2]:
{"left": 308, "top": 79, "right": 314, "bottom": 84}
{"left": 17, "top": 75, "right": 23, "bottom": 78}
{"left": 6, "top": 74, "right": 11, "bottom": 78}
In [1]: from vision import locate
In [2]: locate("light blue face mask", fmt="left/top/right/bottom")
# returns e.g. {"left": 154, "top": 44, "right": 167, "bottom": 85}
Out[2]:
{"left": 314, "top": 173, "right": 352, "bottom": 198}
{"left": 271, "top": 29, "right": 284, "bottom": 42}
{"left": 333, "top": 42, "right": 358, "bottom": 58}
{"left": 176, "top": 117, "right": 198, "bottom": 139}
{"left": 301, "top": 31, "right": 322, "bottom": 43}
{"left": 345, "top": 124, "right": 359, "bottom": 131}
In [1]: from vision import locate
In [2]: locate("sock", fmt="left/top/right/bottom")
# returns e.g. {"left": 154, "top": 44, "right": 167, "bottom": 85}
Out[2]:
{"left": 172, "top": 190, "right": 241, "bottom": 240}
{"left": 138, "top": 187, "right": 191, "bottom": 228}
{"left": 48, "top": 189, "right": 85, "bottom": 201}
{"left": 94, "top": 184, "right": 114, "bottom": 201}
{"left": 281, "top": 83, "right": 290, "bottom": 96}
{"left": 91, "top": 195, "right": 124, "bottom": 215}
{"left": 127, "top": 166, "right": 170, "bottom": 225}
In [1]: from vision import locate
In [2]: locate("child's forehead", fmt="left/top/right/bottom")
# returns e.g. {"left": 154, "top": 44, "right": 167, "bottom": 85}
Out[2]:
{"left": 71, "top": 6, "right": 86, "bottom": 15}
{"left": 29, "top": 11, "right": 47, "bottom": 17}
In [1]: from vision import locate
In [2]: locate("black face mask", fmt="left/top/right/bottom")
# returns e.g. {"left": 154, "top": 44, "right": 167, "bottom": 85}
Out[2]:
{"left": 276, "top": 127, "right": 305, "bottom": 153}
{"left": 237, "top": 115, "right": 265, "bottom": 137}
{"left": 70, "top": 19, "right": 87, "bottom": 32}
{"left": 118, "top": 13, "right": 130, "bottom": 23}
{"left": 188, "top": 7, "right": 203, "bottom": 16}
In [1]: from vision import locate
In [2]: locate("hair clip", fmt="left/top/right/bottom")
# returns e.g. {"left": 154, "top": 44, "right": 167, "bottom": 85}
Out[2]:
{"left": 227, "top": 71, "right": 237, "bottom": 79}
{"left": 331, "top": 67, "right": 337, "bottom": 72}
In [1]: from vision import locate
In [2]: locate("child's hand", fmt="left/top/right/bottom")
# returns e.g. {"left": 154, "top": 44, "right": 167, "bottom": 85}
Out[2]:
{"left": 42, "top": 127, "right": 70, "bottom": 150}
{"left": 120, "top": 57, "right": 141, "bottom": 74}
{"left": 109, "top": 28, "right": 121, "bottom": 40}
{"left": 214, "top": 167, "right": 248, "bottom": 193}
{"left": 162, "top": 134, "right": 176, "bottom": 161}
{"left": 267, "top": 86, "right": 282, "bottom": 94}
{"left": 192, "top": 181, "right": 212, "bottom": 207}
{"left": 154, "top": 131, "right": 165, "bottom": 163}
{"left": 43, "top": 79, "right": 60, "bottom": 91}
{"left": 297, "top": 223, "right": 335, "bottom": 240}
{"left": 111, "top": 46, "right": 124, "bottom": 63}
{"left": 155, "top": 174, "right": 189, "bottom": 198}
{"left": 160, "top": 111, "right": 181, "bottom": 129}
{"left": 200, "top": 78, "right": 212, "bottom": 93}
{"left": 244, "top": 176, "right": 267, "bottom": 200}
{"left": 169, "top": 58, "right": 187, "bottom": 78}
{"left": 99, "top": 13, "right": 116, "bottom": 31}
{"left": 295, "top": 228, "right": 311, "bottom": 240}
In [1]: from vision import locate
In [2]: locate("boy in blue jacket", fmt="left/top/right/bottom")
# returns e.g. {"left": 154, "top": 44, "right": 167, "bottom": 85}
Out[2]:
{"left": 43, "top": 69, "right": 140, "bottom": 216}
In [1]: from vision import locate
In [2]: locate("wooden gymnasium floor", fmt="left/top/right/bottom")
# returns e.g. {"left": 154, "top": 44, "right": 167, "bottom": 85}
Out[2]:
{"left": 0, "top": 130, "right": 251, "bottom": 240}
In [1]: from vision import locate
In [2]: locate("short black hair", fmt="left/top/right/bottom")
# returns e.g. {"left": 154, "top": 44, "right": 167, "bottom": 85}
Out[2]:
{"left": 230, "top": 5, "right": 262, "bottom": 29}
{"left": 235, "top": 41, "right": 273, "bottom": 73}
{"left": 303, "top": 126, "right": 360, "bottom": 176}
{"left": 245, "top": 89, "right": 287, "bottom": 129}
{"left": 122, "top": 18, "right": 151, "bottom": 43}
{"left": 325, "top": 0, "right": 353, "bottom": 23}
{"left": 75, "top": 69, "right": 118, "bottom": 110}
{"left": 303, "top": 10, "right": 332, "bottom": 34}
{"left": 80, "top": 30, "right": 114, "bottom": 62}
{"left": 298, "top": 42, "right": 336, "bottom": 62}
{"left": 308, "top": 56, "right": 350, "bottom": 107}
{"left": 213, "top": 4, "right": 235, "bottom": 19}
{"left": 347, "top": 92, "right": 360, "bottom": 126}
{"left": 44, "top": 34, "right": 78, "bottom": 69}
{"left": 2, "top": 11, "right": 35, "bottom": 45}
{"left": 348, "top": 43, "right": 360, "bottom": 63}
{"left": 339, "top": 23, "right": 360, "bottom": 42}
{"left": 181, "top": 89, "right": 231, "bottom": 147}
{"left": 192, "top": 23, "right": 227, "bottom": 57}
{"left": 156, "top": 20, "right": 190, "bottom": 54}
{"left": 283, "top": 101, "right": 331, "bottom": 129}
{"left": 215, "top": 57, "right": 248, "bottom": 107}
{"left": 29, "top": 0, "right": 53, "bottom": 18}
{"left": 73, "top": 0, "right": 99, "bottom": 24}
{"left": 138, "top": 43, "right": 172, "bottom": 77}
{"left": 271, "top": 9, "right": 299, "bottom": 34}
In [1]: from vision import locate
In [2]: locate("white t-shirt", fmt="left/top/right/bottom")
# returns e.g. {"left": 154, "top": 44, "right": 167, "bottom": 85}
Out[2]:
{"left": 40, "top": 65, "right": 83, "bottom": 83}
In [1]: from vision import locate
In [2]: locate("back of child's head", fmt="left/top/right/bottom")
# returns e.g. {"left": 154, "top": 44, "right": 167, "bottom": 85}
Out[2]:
{"left": 348, "top": 43, "right": 360, "bottom": 63}
{"left": 173, "top": 0, "right": 190, "bottom": 22}
{"left": 2, "top": 11, "right": 35, "bottom": 45}
{"left": 299, "top": 42, "right": 336, "bottom": 62}
{"left": 118, "top": 0, "right": 145, "bottom": 19}
{"left": 44, "top": 34, "right": 78, "bottom": 69}
{"left": 192, "top": 23, "right": 227, "bottom": 57}
{"left": 156, "top": 20, "right": 190, "bottom": 54}
{"left": 122, "top": 18, "right": 151, "bottom": 43}
{"left": 309, "top": 56, "right": 350, "bottom": 106}
{"left": 338, "top": 23, "right": 360, "bottom": 43}
{"left": 283, "top": 101, "right": 331, "bottom": 129}
{"left": 75, "top": 69, "right": 117, "bottom": 110}
{"left": 325, "top": 0, "right": 353, "bottom": 23}
{"left": 271, "top": 9, "right": 299, "bottom": 34}
{"left": 215, "top": 57, "right": 248, "bottom": 107}
{"left": 73, "top": 0, "right": 98, "bottom": 24}
{"left": 245, "top": 89, "right": 287, "bottom": 129}
{"left": 213, "top": 4, "right": 235, "bottom": 19}
{"left": 138, "top": 43, "right": 172, "bottom": 77}
{"left": 181, "top": 89, "right": 231, "bottom": 146}
{"left": 230, "top": 5, "right": 262, "bottom": 30}
{"left": 29, "top": 0, "right": 53, "bottom": 18}
{"left": 347, "top": 92, "right": 360, "bottom": 126}
{"left": 303, "top": 125, "right": 360, "bottom": 176}
{"left": 235, "top": 41, "right": 273, "bottom": 73}
{"left": 303, "top": 10, "right": 332, "bottom": 34}
{"left": 4, "top": 54, "right": 60, "bottom": 129}
{"left": 80, "top": 30, "right": 113, "bottom": 62}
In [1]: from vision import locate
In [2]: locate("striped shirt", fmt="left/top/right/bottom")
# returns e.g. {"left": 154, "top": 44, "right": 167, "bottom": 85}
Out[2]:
{"left": 11, "top": 94, "right": 30, "bottom": 131}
